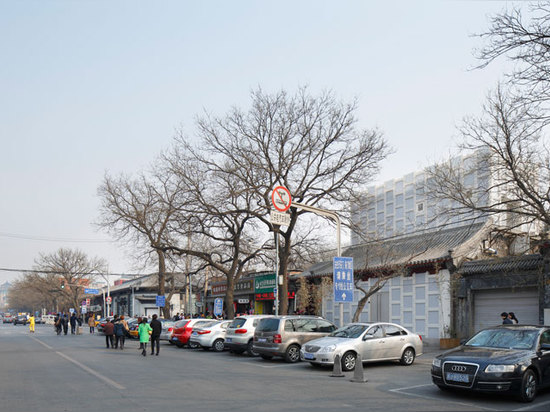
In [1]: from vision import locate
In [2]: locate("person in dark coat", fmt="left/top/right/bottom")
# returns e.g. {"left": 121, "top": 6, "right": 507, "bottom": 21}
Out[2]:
{"left": 70, "top": 313, "right": 77, "bottom": 334}
{"left": 113, "top": 316, "right": 128, "bottom": 350}
{"left": 54, "top": 313, "right": 62, "bottom": 335}
{"left": 62, "top": 314, "right": 69, "bottom": 335}
{"left": 103, "top": 318, "right": 115, "bottom": 348}
{"left": 501, "top": 312, "right": 513, "bottom": 324}
{"left": 150, "top": 314, "right": 162, "bottom": 356}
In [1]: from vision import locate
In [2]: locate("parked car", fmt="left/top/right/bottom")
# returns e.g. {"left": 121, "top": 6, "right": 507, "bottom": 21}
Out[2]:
{"left": 13, "top": 315, "right": 28, "bottom": 325}
{"left": 431, "top": 325, "right": 550, "bottom": 403}
{"left": 159, "top": 319, "right": 176, "bottom": 342}
{"left": 189, "top": 320, "right": 231, "bottom": 352}
{"left": 171, "top": 319, "right": 216, "bottom": 348}
{"left": 3, "top": 314, "right": 13, "bottom": 324}
{"left": 34, "top": 316, "right": 42, "bottom": 324}
{"left": 96, "top": 318, "right": 109, "bottom": 334}
{"left": 254, "top": 316, "right": 337, "bottom": 362}
{"left": 301, "top": 322, "right": 423, "bottom": 371}
{"left": 225, "top": 315, "right": 274, "bottom": 356}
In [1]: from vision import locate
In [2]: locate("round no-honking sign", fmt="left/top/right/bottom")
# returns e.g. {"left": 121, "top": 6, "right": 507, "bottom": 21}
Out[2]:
{"left": 271, "top": 186, "right": 292, "bottom": 212}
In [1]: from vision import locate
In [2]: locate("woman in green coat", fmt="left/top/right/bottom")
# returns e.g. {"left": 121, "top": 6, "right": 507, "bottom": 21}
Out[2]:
{"left": 138, "top": 318, "right": 152, "bottom": 356}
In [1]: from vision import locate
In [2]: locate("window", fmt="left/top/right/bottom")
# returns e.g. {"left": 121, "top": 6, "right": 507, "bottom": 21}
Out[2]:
{"left": 385, "top": 190, "right": 394, "bottom": 202}
{"left": 540, "top": 330, "right": 550, "bottom": 345}
{"left": 366, "top": 325, "right": 384, "bottom": 338}
{"left": 284, "top": 320, "right": 294, "bottom": 332}
{"left": 294, "top": 319, "right": 317, "bottom": 332}
{"left": 405, "top": 197, "right": 414, "bottom": 210}
{"left": 395, "top": 193, "right": 404, "bottom": 207}
{"left": 417, "top": 203, "right": 424, "bottom": 212}
{"left": 384, "top": 325, "right": 406, "bottom": 336}
{"left": 257, "top": 318, "right": 280, "bottom": 332}
{"left": 405, "top": 184, "right": 414, "bottom": 198}
{"left": 386, "top": 203, "right": 394, "bottom": 215}
{"left": 316, "top": 320, "right": 336, "bottom": 333}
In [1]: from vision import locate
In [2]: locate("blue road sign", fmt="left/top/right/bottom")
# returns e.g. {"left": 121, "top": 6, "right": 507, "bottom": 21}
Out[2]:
{"left": 333, "top": 257, "right": 354, "bottom": 303}
{"left": 84, "top": 288, "right": 99, "bottom": 294}
{"left": 213, "top": 298, "right": 223, "bottom": 317}
{"left": 156, "top": 295, "right": 166, "bottom": 308}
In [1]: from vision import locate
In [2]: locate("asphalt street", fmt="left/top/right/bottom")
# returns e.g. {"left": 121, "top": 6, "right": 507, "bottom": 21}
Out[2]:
{"left": 1, "top": 323, "right": 549, "bottom": 412}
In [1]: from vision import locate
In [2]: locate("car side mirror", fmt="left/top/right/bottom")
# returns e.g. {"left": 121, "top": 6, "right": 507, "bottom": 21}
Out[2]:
{"left": 541, "top": 343, "right": 550, "bottom": 351}
{"left": 363, "top": 334, "right": 374, "bottom": 341}
{"left": 460, "top": 339, "right": 467, "bottom": 345}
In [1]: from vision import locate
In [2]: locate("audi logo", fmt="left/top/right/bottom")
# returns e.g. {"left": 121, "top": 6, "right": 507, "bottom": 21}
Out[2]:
{"left": 451, "top": 365, "right": 467, "bottom": 372}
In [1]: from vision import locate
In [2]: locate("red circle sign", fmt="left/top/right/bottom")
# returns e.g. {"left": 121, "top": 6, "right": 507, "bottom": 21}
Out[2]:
{"left": 271, "top": 186, "right": 292, "bottom": 212}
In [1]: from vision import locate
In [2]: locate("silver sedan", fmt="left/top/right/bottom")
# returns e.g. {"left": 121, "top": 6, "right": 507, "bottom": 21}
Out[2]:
{"left": 189, "top": 320, "right": 230, "bottom": 352}
{"left": 300, "top": 322, "right": 423, "bottom": 371}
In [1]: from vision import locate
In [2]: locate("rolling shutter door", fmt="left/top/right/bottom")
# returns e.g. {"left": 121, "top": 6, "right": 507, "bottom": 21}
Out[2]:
{"left": 473, "top": 288, "right": 539, "bottom": 331}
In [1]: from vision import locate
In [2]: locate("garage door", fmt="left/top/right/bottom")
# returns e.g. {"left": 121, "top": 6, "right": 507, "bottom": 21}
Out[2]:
{"left": 473, "top": 288, "right": 539, "bottom": 332}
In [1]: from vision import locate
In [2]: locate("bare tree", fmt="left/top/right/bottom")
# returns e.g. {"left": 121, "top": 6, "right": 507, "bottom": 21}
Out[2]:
{"left": 157, "top": 149, "right": 270, "bottom": 319}
{"left": 32, "top": 248, "right": 107, "bottom": 312}
{"left": 428, "top": 86, "right": 550, "bottom": 233}
{"left": 97, "top": 170, "right": 186, "bottom": 318}
{"left": 186, "top": 87, "right": 390, "bottom": 315}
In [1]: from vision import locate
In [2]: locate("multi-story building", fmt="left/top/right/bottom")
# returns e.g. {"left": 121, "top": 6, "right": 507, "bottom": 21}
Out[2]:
{"left": 0, "top": 281, "right": 11, "bottom": 311}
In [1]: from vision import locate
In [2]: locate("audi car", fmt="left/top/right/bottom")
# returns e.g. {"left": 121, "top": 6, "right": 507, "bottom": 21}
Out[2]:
{"left": 431, "top": 325, "right": 550, "bottom": 402}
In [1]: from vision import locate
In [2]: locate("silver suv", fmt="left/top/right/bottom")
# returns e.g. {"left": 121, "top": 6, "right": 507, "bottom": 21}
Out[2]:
{"left": 224, "top": 315, "right": 274, "bottom": 356}
{"left": 253, "top": 316, "right": 337, "bottom": 363}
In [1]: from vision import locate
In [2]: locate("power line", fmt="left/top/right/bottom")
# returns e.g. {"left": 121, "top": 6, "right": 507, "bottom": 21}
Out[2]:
{"left": 0, "top": 232, "right": 114, "bottom": 243}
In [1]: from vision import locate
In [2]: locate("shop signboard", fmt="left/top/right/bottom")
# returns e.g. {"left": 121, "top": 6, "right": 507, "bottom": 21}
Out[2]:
{"left": 211, "top": 279, "right": 253, "bottom": 296}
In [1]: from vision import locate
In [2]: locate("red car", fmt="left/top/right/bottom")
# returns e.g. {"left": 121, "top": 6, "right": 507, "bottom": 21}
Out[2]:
{"left": 171, "top": 319, "right": 216, "bottom": 348}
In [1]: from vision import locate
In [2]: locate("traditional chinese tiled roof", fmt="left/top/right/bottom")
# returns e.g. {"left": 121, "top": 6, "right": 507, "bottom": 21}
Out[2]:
{"left": 457, "top": 254, "right": 544, "bottom": 275}
{"left": 298, "top": 222, "right": 487, "bottom": 278}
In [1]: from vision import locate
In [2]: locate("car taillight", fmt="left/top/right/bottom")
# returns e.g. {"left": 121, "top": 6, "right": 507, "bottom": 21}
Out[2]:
{"left": 235, "top": 329, "right": 247, "bottom": 334}
{"left": 273, "top": 334, "right": 282, "bottom": 344}
{"left": 168, "top": 327, "right": 173, "bottom": 332}
{"left": 198, "top": 330, "right": 211, "bottom": 335}
{"left": 419, "top": 335, "right": 423, "bottom": 341}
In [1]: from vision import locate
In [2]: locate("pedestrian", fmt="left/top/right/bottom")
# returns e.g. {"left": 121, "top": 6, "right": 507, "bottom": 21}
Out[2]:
{"left": 113, "top": 315, "right": 129, "bottom": 350}
{"left": 70, "top": 313, "right": 77, "bottom": 334}
{"left": 138, "top": 317, "right": 152, "bottom": 356}
{"left": 54, "top": 314, "right": 62, "bottom": 335}
{"left": 150, "top": 314, "right": 162, "bottom": 356}
{"left": 88, "top": 313, "right": 96, "bottom": 334}
{"left": 508, "top": 312, "right": 519, "bottom": 324}
{"left": 501, "top": 312, "right": 513, "bottom": 324}
{"left": 28, "top": 314, "right": 35, "bottom": 333}
{"left": 62, "top": 314, "right": 69, "bottom": 335}
{"left": 103, "top": 318, "right": 115, "bottom": 348}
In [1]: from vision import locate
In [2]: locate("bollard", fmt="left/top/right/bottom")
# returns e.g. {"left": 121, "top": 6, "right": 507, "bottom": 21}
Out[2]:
{"left": 330, "top": 354, "right": 345, "bottom": 377}
{"left": 350, "top": 352, "right": 368, "bottom": 383}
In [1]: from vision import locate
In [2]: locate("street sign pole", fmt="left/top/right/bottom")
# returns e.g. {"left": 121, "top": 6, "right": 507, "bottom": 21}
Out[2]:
{"left": 275, "top": 228, "right": 279, "bottom": 316}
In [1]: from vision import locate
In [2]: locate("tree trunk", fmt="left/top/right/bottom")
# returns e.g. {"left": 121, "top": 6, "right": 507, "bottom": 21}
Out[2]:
{"left": 352, "top": 294, "right": 369, "bottom": 323}
{"left": 279, "top": 232, "right": 291, "bottom": 315}
{"left": 225, "top": 275, "right": 235, "bottom": 319}
{"left": 157, "top": 251, "right": 168, "bottom": 318}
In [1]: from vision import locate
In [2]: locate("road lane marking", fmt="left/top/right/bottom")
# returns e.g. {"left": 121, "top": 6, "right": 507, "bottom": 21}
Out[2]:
{"left": 389, "top": 385, "right": 500, "bottom": 411}
{"left": 29, "top": 336, "right": 126, "bottom": 390}
{"left": 514, "top": 399, "right": 550, "bottom": 411}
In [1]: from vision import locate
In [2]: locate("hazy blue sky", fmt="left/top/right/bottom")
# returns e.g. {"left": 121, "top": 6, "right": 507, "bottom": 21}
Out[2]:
{"left": 0, "top": 0, "right": 520, "bottom": 283}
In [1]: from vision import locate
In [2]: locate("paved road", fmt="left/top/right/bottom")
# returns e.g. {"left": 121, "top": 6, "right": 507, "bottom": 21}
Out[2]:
{"left": 1, "top": 323, "right": 549, "bottom": 412}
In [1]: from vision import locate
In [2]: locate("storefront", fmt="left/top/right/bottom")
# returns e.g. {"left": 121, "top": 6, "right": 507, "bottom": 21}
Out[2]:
{"left": 254, "top": 273, "right": 296, "bottom": 314}
{"left": 210, "top": 277, "right": 254, "bottom": 316}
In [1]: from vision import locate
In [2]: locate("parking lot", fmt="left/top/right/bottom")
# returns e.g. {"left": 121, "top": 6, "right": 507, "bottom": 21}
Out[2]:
{"left": 0, "top": 323, "right": 549, "bottom": 412}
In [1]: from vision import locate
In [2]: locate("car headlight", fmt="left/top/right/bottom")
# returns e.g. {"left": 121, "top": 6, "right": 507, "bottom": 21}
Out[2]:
{"left": 485, "top": 364, "right": 515, "bottom": 373}
{"left": 319, "top": 345, "right": 336, "bottom": 353}
{"left": 432, "top": 358, "right": 441, "bottom": 368}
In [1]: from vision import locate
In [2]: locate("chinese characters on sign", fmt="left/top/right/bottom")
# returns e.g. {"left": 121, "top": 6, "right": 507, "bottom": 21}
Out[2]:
{"left": 333, "top": 257, "right": 354, "bottom": 303}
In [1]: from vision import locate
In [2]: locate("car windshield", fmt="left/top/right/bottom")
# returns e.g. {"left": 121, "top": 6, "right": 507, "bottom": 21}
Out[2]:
{"left": 465, "top": 328, "right": 539, "bottom": 350}
{"left": 330, "top": 324, "right": 368, "bottom": 339}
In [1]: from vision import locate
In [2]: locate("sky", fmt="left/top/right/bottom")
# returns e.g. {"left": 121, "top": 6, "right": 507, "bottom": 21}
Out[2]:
{"left": 0, "top": 0, "right": 522, "bottom": 283}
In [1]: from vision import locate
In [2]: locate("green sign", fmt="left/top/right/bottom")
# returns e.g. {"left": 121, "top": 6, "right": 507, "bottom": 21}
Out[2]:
{"left": 254, "top": 273, "right": 276, "bottom": 293}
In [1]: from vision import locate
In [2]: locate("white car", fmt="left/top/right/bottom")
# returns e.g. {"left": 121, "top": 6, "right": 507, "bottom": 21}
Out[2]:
{"left": 225, "top": 315, "right": 275, "bottom": 356}
{"left": 300, "top": 322, "right": 423, "bottom": 371}
{"left": 189, "top": 320, "right": 231, "bottom": 352}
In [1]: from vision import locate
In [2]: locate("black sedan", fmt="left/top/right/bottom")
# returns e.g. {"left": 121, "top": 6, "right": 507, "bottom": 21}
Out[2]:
{"left": 431, "top": 325, "right": 550, "bottom": 402}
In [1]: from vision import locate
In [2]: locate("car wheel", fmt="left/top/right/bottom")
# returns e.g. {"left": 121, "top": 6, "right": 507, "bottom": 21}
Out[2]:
{"left": 341, "top": 351, "right": 356, "bottom": 372}
{"left": 213, "top": 339, "right": 225, "bottom": 352}
{"left": 246, "top": 340, "right": 259, "bottom": 357}
{"left": 175, "top": 342, "right": 183, "bottom": 348}
{"left": 518, "top": 369, "right": 537, "bottom": 403}
{"left": 285, "top": 344, "right": 301, "bottom": 363}
{"left": 169, "top": 341, "right": 175, "bottom": 345}
{"left": 400, "top": 347, "right": 415, "bottom": 365}
{"left": 261, "top": 354, "right": 273, "bottom": 360}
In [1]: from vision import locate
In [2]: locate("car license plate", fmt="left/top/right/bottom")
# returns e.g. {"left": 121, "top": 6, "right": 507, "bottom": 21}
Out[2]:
{"left": 192, "top": 331, "right": 198, "bottom": 336}
{"left": 304, "top": 353, "right": 314, "bottom": 360}
{"left": 446, "top": 372, "right": 469, "bottom": 383}
{"left": 226, "top": 337, "right": 232, "bottom": 343}
{"left": 257, "top": 338, "right": 266, "bottom": 342}
{"left": 172, "top": 337, "right": 178, "bottom": 341}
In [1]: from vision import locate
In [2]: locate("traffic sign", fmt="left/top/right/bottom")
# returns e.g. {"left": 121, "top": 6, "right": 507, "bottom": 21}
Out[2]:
{"left": 213, "top": 298, "right": 223, "bottom": 317}
{"left": 106, "top": 296, "right": 112, "bottom": 304}
{"left": 270, "top": 210, "right": 291, "bottom": 227}
{"left": 86, "top": 298, "right": 90, "bottom": 306}
{"left": 271, "top": 186, "right": 292, "bottom": 212}
{"left": 333, "top": 257, "right": 354, "bottom": 303}
{"left": 84, "top": 288, "right": 99, "bottom": 294}
{"left": 81, "top": 307, "right": 87, "bottom": 314}
{"left": 69, "top": 308, "right": 75, "bottom": 314}
{"left": 156, "top": 295, "right": 166, "bottom": 308}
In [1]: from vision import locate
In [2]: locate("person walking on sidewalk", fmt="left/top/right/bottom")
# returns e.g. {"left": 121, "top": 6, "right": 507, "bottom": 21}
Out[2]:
{"left": 150, "top": 314, "right": 162, "bottom": 356}
{"left": 138, "top": 318, "right": 152, "bottom": 356}
{"left": 70, "top": 313, "right": 77, "bottom": 334}
{"left": 88, "top": 314, "right": 96, "bottom": 334}
{"left": 104, "top": 318, "right": 115, "bottom": 348}
{"left": 113, "top": 316, "right": 128, "bottom": 350}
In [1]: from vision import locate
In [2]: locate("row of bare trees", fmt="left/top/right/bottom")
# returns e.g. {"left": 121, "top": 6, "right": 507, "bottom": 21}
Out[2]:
{"left": 97, "top": 87, "right": 390, "bottom": 319}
